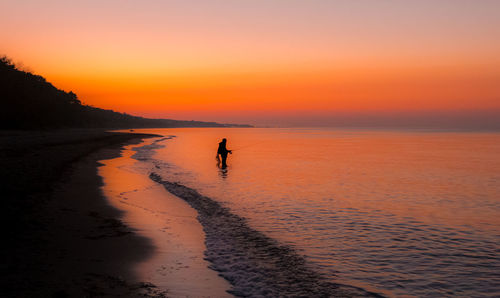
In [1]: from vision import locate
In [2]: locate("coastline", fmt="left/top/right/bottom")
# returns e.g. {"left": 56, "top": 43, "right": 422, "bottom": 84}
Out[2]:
{"left": 98, "top": 139, "right": 232, "bottom": 296}
{"left": 1, "top": 130, "right": 167, "bottom": 297}
{"left": 120, "top": 129, "right": 382, "bottom": 297}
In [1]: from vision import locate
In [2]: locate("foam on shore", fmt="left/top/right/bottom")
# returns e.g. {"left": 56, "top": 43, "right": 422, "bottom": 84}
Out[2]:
{"left": 149, "top": 172, "right": 382, "bottom": 297}
{"left": 129, "top": 135, "right": 382, "bottom": 297}
{"left": 100, "top": 137, "right": 231, "bottom": 297}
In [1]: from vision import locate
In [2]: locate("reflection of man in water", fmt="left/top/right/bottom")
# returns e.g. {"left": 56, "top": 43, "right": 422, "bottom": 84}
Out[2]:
{"left": 217, "top": 138, "right": 232, "bottom": 168}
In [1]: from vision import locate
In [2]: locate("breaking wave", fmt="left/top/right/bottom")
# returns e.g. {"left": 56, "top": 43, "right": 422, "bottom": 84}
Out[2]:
{"left": 131, "top": 136, "right": 174, "bottom": 161}
{"left": 130, "top": 136, "right": 382, "bottom": 297}
{"left": 149, "top": 172, "right": 382, "bottom": 297}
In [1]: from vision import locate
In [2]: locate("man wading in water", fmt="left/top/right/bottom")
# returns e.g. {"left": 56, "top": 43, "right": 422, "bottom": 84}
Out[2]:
{"left": 217, "top": 138, "right": 232, "bottom": 168}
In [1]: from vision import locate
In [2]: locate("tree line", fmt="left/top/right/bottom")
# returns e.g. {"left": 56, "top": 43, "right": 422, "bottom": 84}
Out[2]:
{"left": 0, "top": 56, "right": 250, "bottom": 130}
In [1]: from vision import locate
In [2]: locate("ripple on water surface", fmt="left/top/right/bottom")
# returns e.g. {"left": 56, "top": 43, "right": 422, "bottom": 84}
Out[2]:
{"left": 129, "top": 128, "right": 500, "bottom": 297}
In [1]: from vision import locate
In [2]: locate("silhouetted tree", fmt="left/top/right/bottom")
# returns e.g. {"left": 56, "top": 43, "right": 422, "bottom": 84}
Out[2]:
{"left": 0, "top": 56, "right": 250, "bottom": 130}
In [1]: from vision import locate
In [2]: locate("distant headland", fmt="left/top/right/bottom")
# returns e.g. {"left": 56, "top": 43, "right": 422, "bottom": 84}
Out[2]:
{"left": 0, "top": 56, "right": 252, "bottom": 130}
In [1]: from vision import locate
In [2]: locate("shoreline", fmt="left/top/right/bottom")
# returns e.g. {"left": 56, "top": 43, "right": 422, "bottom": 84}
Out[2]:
{"left": 99, "top": 139, "right": 232, "bottom": 296}
{"left": 125, "top": 130, "right": 382, "bottom": 297}
{"left": 2, "top": 130, "right": 167, "bottom": 297}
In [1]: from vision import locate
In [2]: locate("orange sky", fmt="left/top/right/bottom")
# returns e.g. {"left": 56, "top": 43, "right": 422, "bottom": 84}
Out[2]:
{"left": 1, "top": 0, "right": 499, "bottom": 126}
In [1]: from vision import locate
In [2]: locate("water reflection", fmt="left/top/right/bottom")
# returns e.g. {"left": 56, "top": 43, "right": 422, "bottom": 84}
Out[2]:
{"left": 217, "top": 163, "right": 229, "bottom": 179}
{"left": 135, "top": 127, "right": 500, "bottom": 297}
{"left": 98, "top": 140, "right": 232, "bottom": 296}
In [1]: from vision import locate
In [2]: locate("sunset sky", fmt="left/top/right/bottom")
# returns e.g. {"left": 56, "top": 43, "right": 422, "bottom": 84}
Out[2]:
{"left": 1, "top": 0, "right": 499, "bottom": 126}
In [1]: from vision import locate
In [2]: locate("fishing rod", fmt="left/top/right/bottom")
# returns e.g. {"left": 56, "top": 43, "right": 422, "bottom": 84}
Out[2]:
{"left": 230, "top": 140, "right": 266, "bottom": 151}
{"left": 215, "top": 140, "right": 265, "bottom": 161}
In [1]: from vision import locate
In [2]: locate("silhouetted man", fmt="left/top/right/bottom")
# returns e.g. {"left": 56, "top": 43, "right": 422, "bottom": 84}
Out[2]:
{"left": 217, "top": 138, "right": 232, "bottom": 168}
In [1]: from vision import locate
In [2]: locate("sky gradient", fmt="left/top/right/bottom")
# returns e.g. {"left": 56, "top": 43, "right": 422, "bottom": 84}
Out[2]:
{"left": 1, "top": 0, "right": 499, "bottom": 127}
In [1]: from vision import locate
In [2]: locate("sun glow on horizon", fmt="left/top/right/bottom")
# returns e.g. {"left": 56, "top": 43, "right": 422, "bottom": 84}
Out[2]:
{"left": 1, "top": 0, "right": 499, "bottom": 125}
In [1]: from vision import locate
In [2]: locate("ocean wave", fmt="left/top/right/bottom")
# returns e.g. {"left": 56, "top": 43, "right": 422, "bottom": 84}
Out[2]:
{"left": 131, "top": 136, "right": 174, "bottom": 161}
{"left": 130, "top": 136, "right": 382, "bottom": 296}
{"left": 150, "top": 172, "right": 382, "bottom": 297}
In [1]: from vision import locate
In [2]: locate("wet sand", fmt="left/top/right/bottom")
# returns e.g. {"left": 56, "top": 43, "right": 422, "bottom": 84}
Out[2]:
{"left": 1, "top": 130, "right": 167, "bottom": 297}
{"left": 99, "top": 140, "right": 232, "bottom": 296}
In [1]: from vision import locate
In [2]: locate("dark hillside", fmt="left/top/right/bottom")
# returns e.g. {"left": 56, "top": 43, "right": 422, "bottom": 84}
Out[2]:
{"left": 0, "top": 56, "right": 251, "bottom": 129}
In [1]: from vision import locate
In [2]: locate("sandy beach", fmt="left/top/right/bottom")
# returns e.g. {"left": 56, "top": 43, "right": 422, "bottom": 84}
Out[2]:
{"left": 3, "top": 128, "right": 498, "bottom": 297}
{"left": 99, "top": 139, "right": 232, "bottom": 296}
{"left": 1, "top": 130, "right": 168, "bottom": 297}
{"left": 3, "top": 1, "right": 499, "bottom": 296}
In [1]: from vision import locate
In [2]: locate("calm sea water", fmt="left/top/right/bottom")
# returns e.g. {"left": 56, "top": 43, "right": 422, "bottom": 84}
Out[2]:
{"left": 131, "top": 128, "right": 500, "bottom": 297}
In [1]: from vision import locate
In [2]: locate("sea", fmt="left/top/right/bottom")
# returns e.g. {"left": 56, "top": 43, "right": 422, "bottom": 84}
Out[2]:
{"left": 112, "top": 128, "right": 500, "bottom": 297}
